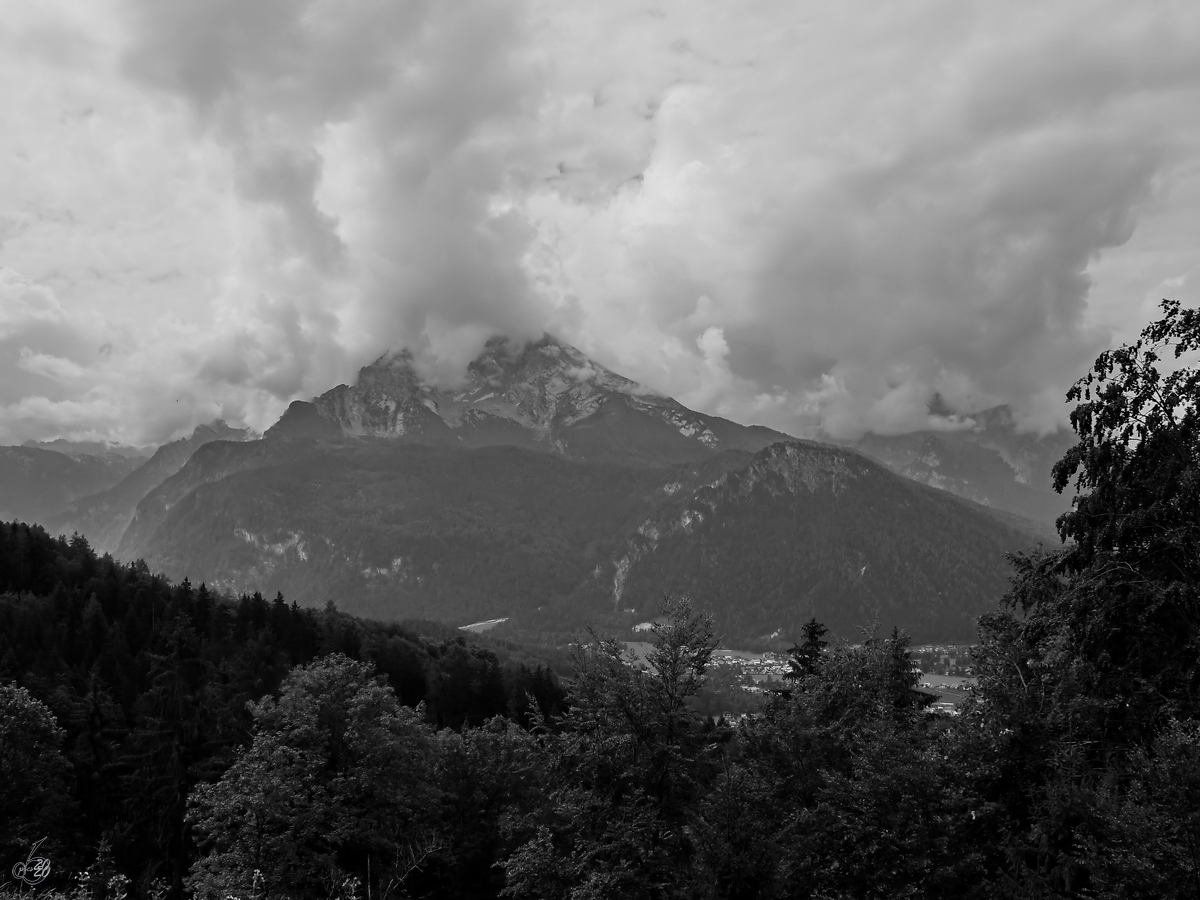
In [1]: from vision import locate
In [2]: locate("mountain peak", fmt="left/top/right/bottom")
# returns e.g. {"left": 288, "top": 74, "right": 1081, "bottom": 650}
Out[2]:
{"left": 266, "top": 333, "right": 793, "bottom": 464}
{"left": 450, "top": 334, "right": 658, "bottom": 422}
{"left": 363, "top": 348, "right": 417, "bottom": 373}
{"left": 347, "top": 334, "right": 654, "bottom": 404}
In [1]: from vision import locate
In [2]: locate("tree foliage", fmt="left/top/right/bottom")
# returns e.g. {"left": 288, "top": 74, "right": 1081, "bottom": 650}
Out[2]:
{"left": 502, "top": 595, "right": 720, "bottom": 900}
{"left": 0, "top": 683, "right": 73, "bottom": 865}
{"left": 1056, "top": 298, "right": 1200, "bottom": 578}
{"left": 0, "top": 521, "right": 565, "bottom": 896}
{"left": 973, "top": 299, "right": 1200, "bottom": 895}
{"left": 1046, "top": 298, "right": 1200, "bottom": 730}
{"left": 187, "top": 655, "right": 436, "bottom": 900}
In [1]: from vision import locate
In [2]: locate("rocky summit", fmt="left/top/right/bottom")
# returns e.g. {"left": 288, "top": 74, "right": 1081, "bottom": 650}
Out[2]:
{"left": 267, "top": 335, "right": 790, "bottom": 465}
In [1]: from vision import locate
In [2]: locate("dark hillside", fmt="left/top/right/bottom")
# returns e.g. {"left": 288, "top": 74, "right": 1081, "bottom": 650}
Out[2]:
{"left": 610, "top": 442, "right": 1038, "bottom": 642}
{"left": 117, "top": 438, "right": 1039, "bottom": 644}
{"left": 120, "top": 441, "right": 751, "bottom": 623}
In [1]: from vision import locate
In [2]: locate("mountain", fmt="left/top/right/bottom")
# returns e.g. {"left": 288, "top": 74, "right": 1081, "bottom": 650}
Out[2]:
{"left": 268, "top": 335, "right": 792, "bottom": 465}
{"left": 40, "top": 335, "right": 1042, "bottom": 643}
{"left": 0, "top": 446, "right": 145, "bottom": 528}
{"left": 847, "top": 407, "right": 1077, "bottom": 529}
{"left": 117, "top": 439, "right": 745, "bottom": 620}
{"left": 117, "top": 434, "right": 1039, "bottom": 643}
{"left": 272, "top": 335, "right": 1075, "bottom": 524}
{"left": 48, "top": 420, "right": 255, "bottom": 554}
{"left": 22, "top": 438, "right": 152, "bottom": 459}
{"left": 606, "top": 441, "right": 1037, "bottom": 642}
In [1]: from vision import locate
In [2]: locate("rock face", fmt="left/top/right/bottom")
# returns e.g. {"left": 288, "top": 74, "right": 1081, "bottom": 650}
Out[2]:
{"left": 298, "top": 349, "right": 448, "bottom": 438}
{"left": 268, "top": 335, "right": 790, "bottom": 465}
{"left": 49, "top": 421, "right": 255, "bottom": 554}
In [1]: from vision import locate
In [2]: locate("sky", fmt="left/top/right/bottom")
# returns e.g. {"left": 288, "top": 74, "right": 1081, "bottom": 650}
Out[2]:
{"left": 2, "top": 0, "right": 1199, "bottom": 447}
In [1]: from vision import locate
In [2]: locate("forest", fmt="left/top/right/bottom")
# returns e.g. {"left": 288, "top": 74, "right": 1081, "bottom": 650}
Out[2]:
{"left": 3, "top": 300, "right": 1200, "bottom": 899}
{"left": 114, "top": 413, "right": 1032, "bottom": 645}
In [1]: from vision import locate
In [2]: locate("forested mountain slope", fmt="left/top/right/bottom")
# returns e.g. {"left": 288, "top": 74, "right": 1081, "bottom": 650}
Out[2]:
{"left": 119, "top": 439, "right": 751, "bottom": 623}
{"left": 612, "top": 441, "right": 1037, "bottom": 642}
{"left": 118, "top": 437, "right": 1038, "bottom": 643}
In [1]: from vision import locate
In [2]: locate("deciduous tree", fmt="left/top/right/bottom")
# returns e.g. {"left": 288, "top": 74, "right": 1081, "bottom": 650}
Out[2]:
{"left": 973, "top": 299, "right": 1200, "bottom": 894}
{"left": 0, "top": 682, "right": 72, "bottom": 869}
{"left": 187, "top": 655, "right": 436, "bottom": 900}
{"left": 501, "top": 595, "right": 719, "bottom": 900}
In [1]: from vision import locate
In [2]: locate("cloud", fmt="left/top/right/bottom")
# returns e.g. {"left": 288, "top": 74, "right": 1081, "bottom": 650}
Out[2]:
{"left": 519, "top": 1, "right": 1200, "bottom": 437}
{"left": 0, "top": 268, "right": 68, "bottom": 339}
{"left": 1, "top": 0, "right": 1199, "bottom": 444}
{"left": 121, "top": 0, "right": 557, "bottom": 382}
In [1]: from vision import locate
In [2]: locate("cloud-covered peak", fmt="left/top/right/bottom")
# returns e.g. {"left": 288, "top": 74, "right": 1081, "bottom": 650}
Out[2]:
{"left": 2, "top": 0, "right": 1199, "bottom": 445}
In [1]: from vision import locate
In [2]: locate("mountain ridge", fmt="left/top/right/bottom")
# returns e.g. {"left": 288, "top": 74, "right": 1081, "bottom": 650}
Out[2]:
{"left": 848, "top": 408, "right": 1075, "bottom": 527}
{"left": 6, "top": 334, "right": 1058, "bottom": 644}
{"left": 48, "top": 420, "right": 256, "bottom": 553}
{"left": 0, "top": 446, "right": 145, "bottom": 527}
{"left": 22, "top": 438, "right": 152, "bottom": 459}
{"left": 604, "top": 440, "right": 1042, "bottom": 641}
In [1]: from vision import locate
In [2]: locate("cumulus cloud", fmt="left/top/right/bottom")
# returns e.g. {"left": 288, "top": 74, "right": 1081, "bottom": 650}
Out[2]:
{"left": 523, "top": 2, "right": 1200, "bottom": 437}
{"left": 1, "top": 0, "right": 1199, "bottom": 444}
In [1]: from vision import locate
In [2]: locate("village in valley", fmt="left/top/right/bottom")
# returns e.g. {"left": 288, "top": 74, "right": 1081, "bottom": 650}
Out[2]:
{"left": 626, "top": 620, "right": 978, "bottom": 714}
